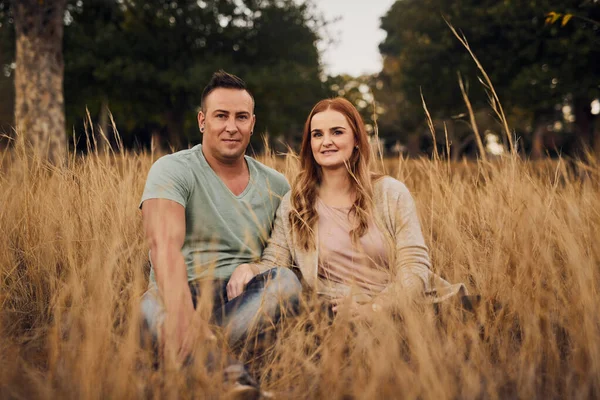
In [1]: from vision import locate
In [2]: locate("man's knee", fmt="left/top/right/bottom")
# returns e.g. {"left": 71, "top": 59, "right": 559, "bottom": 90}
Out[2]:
{"left": 264, "top": 267, "right": 302, "bottom": 300}
{"left": 139, "top": 288, "right": 164, "bottom": 345}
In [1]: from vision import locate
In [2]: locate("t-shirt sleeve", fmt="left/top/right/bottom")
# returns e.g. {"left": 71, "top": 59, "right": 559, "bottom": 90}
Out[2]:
{"left": 278, "top": 175, "right": 291, "bottom": 195}
{"left": 139, "top": 155, "right": 191, "bottom": 209}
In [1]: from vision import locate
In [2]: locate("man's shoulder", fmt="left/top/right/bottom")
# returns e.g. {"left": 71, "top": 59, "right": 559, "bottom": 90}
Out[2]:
{"left": 147, "top": 145, "right": 204, "bottom": 182}
{"left": 154, "top": 145, "right": 201, "bottom": 167}
{"left": 141, "top": 146, "right": 203, "bottom": 208}
{"left": 246, "top": 157, "right": 290, "bottom": 194}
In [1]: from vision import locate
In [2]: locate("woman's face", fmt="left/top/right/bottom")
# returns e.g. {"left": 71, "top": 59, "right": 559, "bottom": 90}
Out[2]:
{"left": 309, "top": 109, "right": 357, "bottom": 170}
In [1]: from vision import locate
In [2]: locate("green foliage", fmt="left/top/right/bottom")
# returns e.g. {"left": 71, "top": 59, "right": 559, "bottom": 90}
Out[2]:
{"left": 325, "top": 74, "right": 383, "bottom": 135}
{"left": 2, "top": 0, "right": 327, "bottom": 150}
{"left": 0, "top": 1, "right": 14, "bottom": 135}
{"left": 377, "top": 0, "right": 600, "bottom": 152}
{"left": 69, "top": 0, "right": 329, "bottom": 150}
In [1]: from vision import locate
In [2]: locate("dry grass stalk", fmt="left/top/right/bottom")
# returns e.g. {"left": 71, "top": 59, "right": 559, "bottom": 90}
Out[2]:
{"left": 1, "top": 139, "right": 599, "bottom": 398}
{"left": 420, "top": 89, "right": 440, "bottom": 162}
{"left": 457, "top": 72, "right": 487, "bottom": 162}
{"left": 444, "top": 18, "right": 515, "bottom": 155}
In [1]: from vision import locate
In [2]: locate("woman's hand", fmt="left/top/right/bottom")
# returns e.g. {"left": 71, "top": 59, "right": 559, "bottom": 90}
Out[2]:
{"left": 227, "top": 263, "right": 260, "bottom": 300}
{"left": 330, "top": 297, "right": 383, "bottom": 315}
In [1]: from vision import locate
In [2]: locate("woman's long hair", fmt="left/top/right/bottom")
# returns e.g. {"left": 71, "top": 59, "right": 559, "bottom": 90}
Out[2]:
{"left": 290, "top": 97, "right": 376, "bottom": 251}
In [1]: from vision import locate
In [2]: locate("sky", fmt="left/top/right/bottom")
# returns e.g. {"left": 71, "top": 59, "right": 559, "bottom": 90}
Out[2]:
{"left": 313, "top": 0, "right": 397, "bottom": 77}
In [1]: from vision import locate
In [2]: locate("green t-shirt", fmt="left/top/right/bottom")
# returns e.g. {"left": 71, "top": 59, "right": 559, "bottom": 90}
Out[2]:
{"left": 140, "top": 144, "right": 290, "bottom": 282}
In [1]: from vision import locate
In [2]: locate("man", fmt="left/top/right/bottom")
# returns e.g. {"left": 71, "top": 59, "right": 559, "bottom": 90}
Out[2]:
{"left": 139, "top": 70, "right": 301, "bottom": 370}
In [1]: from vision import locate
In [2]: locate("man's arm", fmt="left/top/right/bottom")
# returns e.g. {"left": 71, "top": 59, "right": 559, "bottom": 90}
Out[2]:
{"left": 142, "top": 198, "right": 194, "bottom": 361}
{"left": 227, "top": 193, "right": 293, "bottom": 300}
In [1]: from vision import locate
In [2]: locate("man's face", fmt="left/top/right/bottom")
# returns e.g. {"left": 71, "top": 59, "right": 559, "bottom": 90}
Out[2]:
{"left": 198, "top": 88, "right": 255, "bottom": 163}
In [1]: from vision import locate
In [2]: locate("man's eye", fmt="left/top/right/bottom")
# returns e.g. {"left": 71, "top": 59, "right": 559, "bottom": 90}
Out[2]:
{"left": 217, "top": 114, "right": 227, "bottom": 119}
{"left": 238, "top": 115, "right": 248, "bottom": 120}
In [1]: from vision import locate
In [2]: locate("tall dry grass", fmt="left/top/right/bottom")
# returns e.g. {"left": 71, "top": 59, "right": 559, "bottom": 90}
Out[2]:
{"left": 1, "top": 135, "right": 599, "bottom": 398}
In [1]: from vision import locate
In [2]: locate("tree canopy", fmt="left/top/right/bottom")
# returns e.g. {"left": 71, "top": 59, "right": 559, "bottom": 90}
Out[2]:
{"left": 376, "top": 0, "right": 600, "bottom": 156}
{"left": 1, "top": 0, "right": 598, "bottom": 157}
{"left": 2, "top": 0, "right": 329, "bottom": 152}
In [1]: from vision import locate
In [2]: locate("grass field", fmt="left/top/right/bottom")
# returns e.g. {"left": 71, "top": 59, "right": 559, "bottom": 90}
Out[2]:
{"left": 1, "top": 144, "right": 599, "bottom": 399}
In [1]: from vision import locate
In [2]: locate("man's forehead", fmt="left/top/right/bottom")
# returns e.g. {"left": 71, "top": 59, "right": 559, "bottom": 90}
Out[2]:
{"left": 204, "top": 88, "right": 254, "bottom": 112}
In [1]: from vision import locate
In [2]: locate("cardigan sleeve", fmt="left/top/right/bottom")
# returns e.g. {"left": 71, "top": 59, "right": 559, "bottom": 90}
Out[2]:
{"left": 374, "top": 178, "right": 468, "bottom": 304}
{"left": 251, "top": 193, "right": 294, "bottom": 273}
{"left": 389, "top": 181, "right": 433, "bottom": 296}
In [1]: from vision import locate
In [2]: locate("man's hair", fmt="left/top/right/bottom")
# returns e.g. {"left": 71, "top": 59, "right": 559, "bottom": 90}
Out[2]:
{"left": 200, "top": 70, "right": 254, "bottom": 112}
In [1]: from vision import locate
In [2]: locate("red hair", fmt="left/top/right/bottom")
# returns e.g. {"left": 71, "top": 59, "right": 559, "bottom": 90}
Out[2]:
{"left": 290, "top": 97, "right": 376, "bottom": 250}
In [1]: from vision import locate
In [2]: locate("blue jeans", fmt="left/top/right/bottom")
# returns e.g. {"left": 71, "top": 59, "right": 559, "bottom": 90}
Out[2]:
{"left": 140, "top": 267, "right": 302, "bottom": 348}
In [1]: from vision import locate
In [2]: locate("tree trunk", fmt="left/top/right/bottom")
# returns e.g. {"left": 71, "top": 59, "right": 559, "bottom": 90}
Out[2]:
{"left": 593, "top": 115, "right": 600, "bottom": 157}
{"left": 165, "top": 110, "right": 183, "bottom": 150}
{"left": 13, "top": 0, "right": 67, "bottom": 165}
{"left": 405, "top": 134, "right": 421, "bottom": 158}
{"left": 573, "top": 97, "right": 592, "bottom": 159}
{"left": 531, "top": 118, "right": 548, "bottom": 160}
{"left": 97, "top": 98, "right": 110, "bottom": 153}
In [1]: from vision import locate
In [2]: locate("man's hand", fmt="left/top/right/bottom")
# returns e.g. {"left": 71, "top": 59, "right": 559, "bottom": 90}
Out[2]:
{"left": 163, "top": 306, "right": 218, "bottom": 365}
{"left": 142, "top": 198, "right": 195, "bottom": 365}
{"left": 227, "top": 263, "right": 260, "bottom": 301}
{"left": 163, "top": 298, "right": 194, "bottom": 364}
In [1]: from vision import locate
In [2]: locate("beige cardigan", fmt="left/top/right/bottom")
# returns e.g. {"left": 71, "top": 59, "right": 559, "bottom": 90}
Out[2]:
{"left": 254, "top": 176, "right": 466, "bottom": 304}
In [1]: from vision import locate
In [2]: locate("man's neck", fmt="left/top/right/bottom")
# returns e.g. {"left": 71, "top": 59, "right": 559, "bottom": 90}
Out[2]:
{"left": 202, "top": 146, "right": 248, "bottom": 180}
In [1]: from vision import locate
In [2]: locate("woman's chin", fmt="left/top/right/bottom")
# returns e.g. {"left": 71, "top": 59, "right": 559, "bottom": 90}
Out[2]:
{"left": 316, "top": 160, "right": 347, "bottom": 170}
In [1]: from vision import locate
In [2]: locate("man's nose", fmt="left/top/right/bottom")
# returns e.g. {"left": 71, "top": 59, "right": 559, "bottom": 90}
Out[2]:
{"left": 225, "top": 117, "right": 238, "bottom": 133}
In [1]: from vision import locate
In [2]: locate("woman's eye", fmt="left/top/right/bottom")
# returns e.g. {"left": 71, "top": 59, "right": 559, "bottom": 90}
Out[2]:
{"left": 334, "top": 130, "right": 343, "bottom": 135}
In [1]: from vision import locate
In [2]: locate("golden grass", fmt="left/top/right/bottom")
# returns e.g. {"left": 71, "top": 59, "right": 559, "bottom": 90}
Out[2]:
{"left": 1, "top": 144, "right": 599, "bottom": 399}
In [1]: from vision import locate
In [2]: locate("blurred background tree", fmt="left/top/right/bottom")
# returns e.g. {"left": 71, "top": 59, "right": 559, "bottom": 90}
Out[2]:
{"left": 2, "top": 0, "right": 67, "bottom": 163}
{"left": 1, "top": 0, "right": 328, "bottom": 155}
{"left": 62, "top": 0, "right": 328, "bottom": 152}
{"left": 377, "top": 0, "right": 600, "bottom": 158}
{"left": 0, "top": 0, "right": 598, "bottom": 159}
{"left": 0, "top": 1, "right": 14, "bottom": 146}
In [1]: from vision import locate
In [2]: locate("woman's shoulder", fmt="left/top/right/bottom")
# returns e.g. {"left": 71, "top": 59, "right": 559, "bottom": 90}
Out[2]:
{"left": 277, "top": 190, "right": 293, "bottom": 213}
{"left": 373, "top": 175, "right": 411, "bottom": 197}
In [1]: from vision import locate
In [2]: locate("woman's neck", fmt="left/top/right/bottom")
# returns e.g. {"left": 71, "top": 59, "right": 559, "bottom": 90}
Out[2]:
{"left": 318, "top": 167, "right": 354, "bottom": 207}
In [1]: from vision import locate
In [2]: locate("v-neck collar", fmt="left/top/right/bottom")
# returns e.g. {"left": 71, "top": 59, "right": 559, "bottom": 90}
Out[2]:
{"left": 198, "top": 145, "right": 254, "bottom": 199}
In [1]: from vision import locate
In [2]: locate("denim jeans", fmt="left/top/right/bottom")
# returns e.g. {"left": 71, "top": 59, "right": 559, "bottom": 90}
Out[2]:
{"left": 140, "top": 267, "right": 302, "bottom": 348}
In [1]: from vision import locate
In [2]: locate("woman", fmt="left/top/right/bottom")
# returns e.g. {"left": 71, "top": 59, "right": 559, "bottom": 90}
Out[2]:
{"left": 228, "top": 97, "right": 465, "bottom": 313}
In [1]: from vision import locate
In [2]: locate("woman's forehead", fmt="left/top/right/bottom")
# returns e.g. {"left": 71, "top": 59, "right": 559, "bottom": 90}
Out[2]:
{"left": 311, "top": 109, "right": 350, "bottom": 128}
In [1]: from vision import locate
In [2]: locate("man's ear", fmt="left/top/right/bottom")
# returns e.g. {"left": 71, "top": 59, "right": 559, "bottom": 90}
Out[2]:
{"left": 251, "top": 114, "right": 256, "bottom": 134}
{"left": 197, "top": 110, "right": 206, "bottom": 133}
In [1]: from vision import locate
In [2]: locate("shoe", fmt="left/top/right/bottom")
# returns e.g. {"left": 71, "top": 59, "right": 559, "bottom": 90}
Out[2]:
{"left": 224, "top": 382, "right": 260, "bottom": 400}
{"left": 223, "top": 363, "right": 260, "bottom": 400}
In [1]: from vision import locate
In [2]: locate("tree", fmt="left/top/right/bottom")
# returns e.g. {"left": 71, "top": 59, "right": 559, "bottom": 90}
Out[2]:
{"left": 236, "top": 0, "right": 328, "bottom": 149}
{"left": 12, "top": 0, "right": 67, "bottom": 164}
{"left": 0, "top": 2, "right": 15, "bottom": 145}
{"left": 62, "top": 0, "right": 328, "bottom": 151}
{"left": 378, "top": 0, "right": 600, "bottom": 158}
{"left": 325, "top": 74, "right": 382, "bottom": 134}
{"left": 2, "top": 0, "right": 329, "bottom": 153}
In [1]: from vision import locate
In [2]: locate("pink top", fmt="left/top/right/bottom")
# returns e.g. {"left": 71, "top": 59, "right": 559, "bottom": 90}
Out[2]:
{"left": 316, "top": 198, "right": 391, "bottom": 298}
